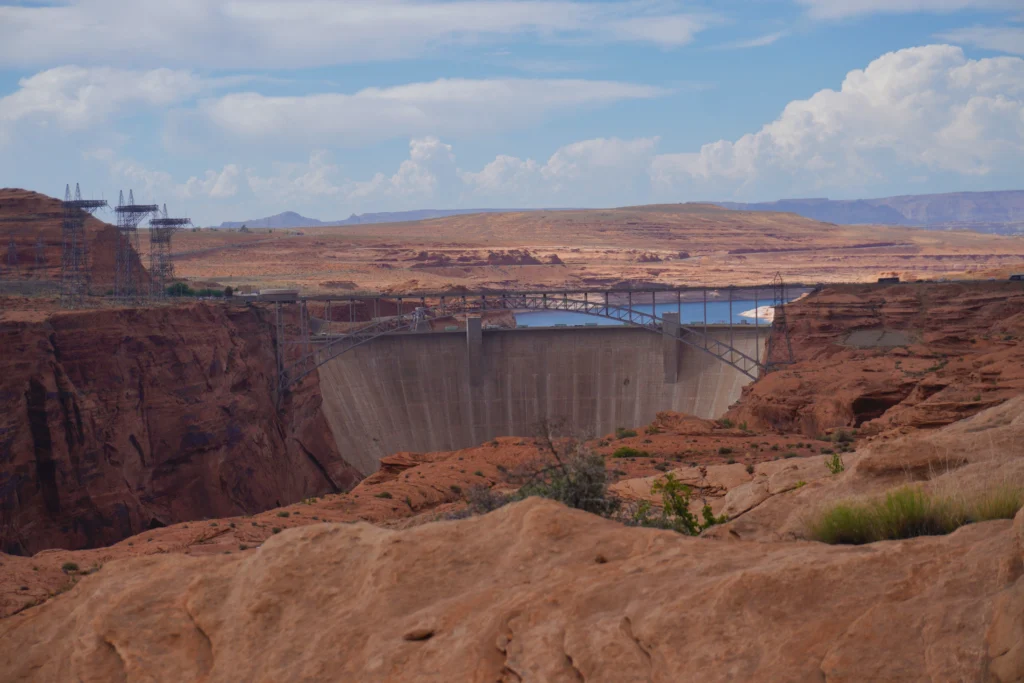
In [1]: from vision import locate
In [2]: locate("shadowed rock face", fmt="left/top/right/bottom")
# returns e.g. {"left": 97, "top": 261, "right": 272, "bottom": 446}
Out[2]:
{"left": 1, "top": 497, "right": 1022, "bottom": 682}
{"left": 0, "top": 303, "right": 360, "bottom": 554}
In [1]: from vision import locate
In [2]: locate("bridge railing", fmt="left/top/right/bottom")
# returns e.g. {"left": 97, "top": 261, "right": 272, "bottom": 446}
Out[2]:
{"left": 275, "top": 282, "right": 799, "bottom": 391}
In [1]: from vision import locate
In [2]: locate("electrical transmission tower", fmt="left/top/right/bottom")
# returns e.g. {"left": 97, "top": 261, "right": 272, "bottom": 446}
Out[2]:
{"left": 61, "top": 183, "right": 108, "bottom": 309}
{"left": 6, "top": 238, "right": 16, "bottom": 270}
{"left": 148, "top": 203, "right": 191, "bottom": 298}
{"left": 114, "top": 190, "right": 157, "bottom": 301}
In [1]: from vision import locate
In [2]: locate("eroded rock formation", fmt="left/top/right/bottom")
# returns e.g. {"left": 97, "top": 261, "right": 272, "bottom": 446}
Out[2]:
{"left": 0, "top": 303, "right": 360, "bottom": 554}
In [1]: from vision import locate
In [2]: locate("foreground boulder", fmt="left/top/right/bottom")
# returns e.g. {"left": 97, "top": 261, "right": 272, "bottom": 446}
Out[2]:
{"left": 2, "top": 497, "right": 1022, "bottom": 682}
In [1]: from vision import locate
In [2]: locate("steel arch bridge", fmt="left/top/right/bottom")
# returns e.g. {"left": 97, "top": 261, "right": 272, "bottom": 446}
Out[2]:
{"left": 274, "top": 279, "right": 797, "bottom": 392}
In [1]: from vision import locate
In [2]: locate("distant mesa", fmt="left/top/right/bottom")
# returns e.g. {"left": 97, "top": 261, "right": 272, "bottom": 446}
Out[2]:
{"left": 219, "top": 208, "right": 552, "bottom": 230}
{"left": 717, "top": 190, "right": 1024, "bottom": 235}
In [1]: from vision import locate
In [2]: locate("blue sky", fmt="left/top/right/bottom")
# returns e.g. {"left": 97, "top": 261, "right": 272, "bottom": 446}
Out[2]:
{"left": 0, "top": 0, "right": 1022, "bottom": 225}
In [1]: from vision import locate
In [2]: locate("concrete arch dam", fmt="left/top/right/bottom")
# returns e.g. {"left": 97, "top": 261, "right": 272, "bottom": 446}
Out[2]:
{"left": 317, "top": 325, "right": 766, "bottom": 475}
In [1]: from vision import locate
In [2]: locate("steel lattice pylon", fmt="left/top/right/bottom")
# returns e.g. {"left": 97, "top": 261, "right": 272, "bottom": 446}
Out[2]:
{"left": 60, "top": 183, "right": 107, "bottom": 309}
{"left": 148, "top": 204, "right": 191, "bottom": 298}
{"left": 114, "top": 190, "right": 157, "bottom": 301}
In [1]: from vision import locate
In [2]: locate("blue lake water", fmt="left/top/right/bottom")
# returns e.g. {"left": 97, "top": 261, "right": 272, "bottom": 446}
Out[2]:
{"left": 514, "top": 300, "right": 772, "bottom": 327}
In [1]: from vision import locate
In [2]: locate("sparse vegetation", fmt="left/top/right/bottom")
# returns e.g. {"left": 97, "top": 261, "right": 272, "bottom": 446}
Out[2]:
{"left": 717, "top": 418, "right": 734, "bottom": 428}
{"left": 615, "top": 427, "right": 638, "bottom": 439}
{"left": 718, "top": 447, "right": 733, "bottom": 455}
{"left": 783, "top": 451, "right": 798, "bottom": 459}
{"left": 645, "top": 425, "right": 662, "bottom": 435}
{"left": 612, "top": 446, "right": 649, "bottom": 458}
{"left": 626, "top": 473, "right": 727, "bottom": 535}
{"left": 810, "top": 485, "right": 1024, "bottom": 545}
{"left": 272, "top": 527, "right": 281, "bottom": 534}
{"left": 374, "top": 492, "right": 393, "bottom": 499}
{"left": 277, "top": 511, "right": 290, "bottom": 518}
{"left": 825, "top": 452, "right": 845, "bottom": 475}
{"left": 746, "top": 463, "right": 755, "bottom": 475}
{"left": 61, "top": 562, "right": 79, "bottom": 573}
{"left": 449, "top": 484, "right": 462, "bottom": 495}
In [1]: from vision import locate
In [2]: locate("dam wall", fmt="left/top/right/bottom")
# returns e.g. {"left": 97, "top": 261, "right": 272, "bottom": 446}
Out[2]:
{"left": 318, "top": 326, "right": 766, "bottom": 475}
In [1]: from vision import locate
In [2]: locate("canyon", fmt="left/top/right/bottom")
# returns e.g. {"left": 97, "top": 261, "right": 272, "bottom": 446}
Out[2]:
{"left": 1, "top": 188, "right": 1023, "bottom": 681}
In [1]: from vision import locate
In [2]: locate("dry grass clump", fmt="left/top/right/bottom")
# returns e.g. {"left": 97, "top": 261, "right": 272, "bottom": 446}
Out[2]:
{"left": 810, "top": 484, "right": 1023, "bottom": 545}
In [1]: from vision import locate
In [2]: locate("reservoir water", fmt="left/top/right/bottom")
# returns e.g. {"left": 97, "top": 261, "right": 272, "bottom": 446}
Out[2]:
{"left": 514, "top": 300, "right": 771, "bottom": 327}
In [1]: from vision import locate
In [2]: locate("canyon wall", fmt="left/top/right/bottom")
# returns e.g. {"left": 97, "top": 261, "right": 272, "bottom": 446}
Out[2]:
{"left": 729, "top": 281, "right": 1024, "bottom": 435}
{"left": 319, "top": 326, "right": 764, "bottom": 474}
{"left": 0, "top": 303, "right": 360, "bottom": 555}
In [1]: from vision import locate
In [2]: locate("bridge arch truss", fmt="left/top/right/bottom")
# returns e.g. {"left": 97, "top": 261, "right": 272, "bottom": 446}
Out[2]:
{"left": 275, "top": 283, "right": 799, "bottom": 392}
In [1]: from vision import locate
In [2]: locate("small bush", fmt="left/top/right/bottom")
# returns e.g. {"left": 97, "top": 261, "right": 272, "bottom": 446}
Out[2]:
{"left": 718, "top": 447, "right": 733, "bottom": 455}
{"left": 810, "top": 485, "right": 1024, "bottom": 545}
{"left": 474, "top": 470, "right": 484, "bottom": 477}
{"left": 821, "top": 447, "right": 834, "bottom": 454}
{"left": 615, "top": 427, "right": 638, "bottom": 439}
{"left": 718, "top": 418, "right": 734, "bottom": 429}
{"left": 783, "top": 452, "right": 798, "bottom": 459}
{"left": 465, "top": 485, "right": 512, "bottom": 514}
{"left": 239, "top": 544, "right": 248, "bottom": 551}
{"left": 277, "top": 511, "right": 290, "bottom": 518}
{"left": 375, "top": 492, "right": 393, "bottom": 499}
{"left": 771, "top": 444, "right": 780, "bottom": 451}
{"left": 61, "top": 562, "right": 79, "bottom": 573}
{"left": 726, "top": 458, "right": 736, "bottom": 465}
{"left": 272, "top": 527, "right": 281, "bottom": 534}
{"left": 612, "top": 446, "right": 649, "bottom": 458}
{"left": 645, "top": 425, "right": 662, "bottom": 435}
{"left": 627, "top": 473, "right": 727, "bottom": 535}
{"left": 449, "top": 484, "right": 462, "bottom": 495}
{"left": 834, "top": 430, "right": 854, "bottom": 444}
{"left": 746, "top": 463, "right": 755, "bottom": 475}
{"left": 825, "top": 452, "right": 845, "bottom": 475}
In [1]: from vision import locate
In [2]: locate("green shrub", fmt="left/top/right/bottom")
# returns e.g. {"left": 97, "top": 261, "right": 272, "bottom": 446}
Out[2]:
{"left": 770, "top": 444, "right": 780, "bottom": 451}
{"left": 166, "top": 282, "right": 195, "bottom": 297}
{"left": 374, "top": 492, "right": 393, "bottom": 499}
{"left": 834, "top": 430, "right": 854, "bottom": 444}
{"left": 745, "top": 463, "right": 755, "bottom": 475}
{"left": 449, "top": 484, "right": 462, "bottom": 495}
{"left": 810, "top": 485, "right": 1023, "bottom": 545}
{"left": 783, "top": 452, "right": 798, "bottom": 459}
{"left": 474, "top": 470, "right": 484, "bottom": 477}
{"left": 615, "top": 427, "right": 638, "bottom": 439}
{"left": 272, "top": 527, "right": 281, "bottom": 534}
{"left": 726, "top": 458, "right": 736, "bottom": 465}
{"left": 61, "top": 562, "right": 79, "bottom": 573}
{"left": 645, "top": 425, "right": 662, "bottom": 435}
{"left": 717, "top": 418, "right": 734, "bottom": 428}
{"left": 277, "top": 511, "right": 290, "bottom": 518}
{"left": 627, "top": 473, "right": 727, "bottom": 535}
{"left": 517, "top": 451, "right": 619, "bottom": 517}
{"left": 825, "top": 452, "right": 845, "bottom": 475}
{"left": 612, "top": 447, "right": 649, "bottom": 458}
{"left": 718, "top": 447, "right": 733, "bottom": 455}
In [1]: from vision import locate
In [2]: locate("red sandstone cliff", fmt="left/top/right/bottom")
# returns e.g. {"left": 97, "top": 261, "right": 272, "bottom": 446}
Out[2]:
{"left": 0, "top": 302, "right": 360, "bottom": 554}
{"left": 0, "top": 188, "right": 146, "bottom": 291}
{"left": 732, "top": 282, "right": 1024, "bottom": 435}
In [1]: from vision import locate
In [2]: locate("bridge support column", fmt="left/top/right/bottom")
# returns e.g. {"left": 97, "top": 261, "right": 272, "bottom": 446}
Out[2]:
{"left": 467, "top": 316, "right": 483, "bottom": 387}
{"left": 663, "top": 312, "right": 679, "bottom": 384}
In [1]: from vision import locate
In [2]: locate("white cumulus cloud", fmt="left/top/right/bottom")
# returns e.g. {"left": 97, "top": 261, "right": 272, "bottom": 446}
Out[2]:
{"left": 650, "top": 45, "right": 1024, "bottom": 198}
